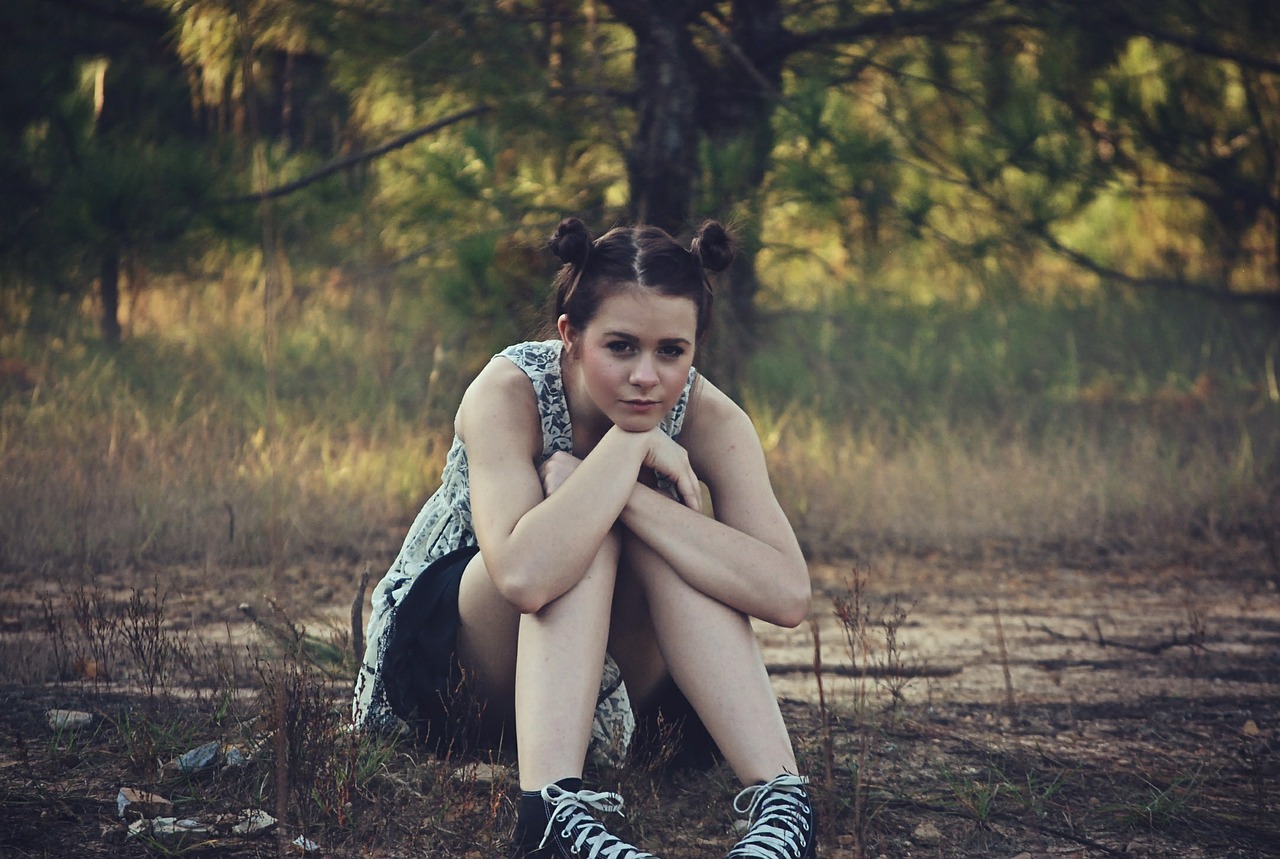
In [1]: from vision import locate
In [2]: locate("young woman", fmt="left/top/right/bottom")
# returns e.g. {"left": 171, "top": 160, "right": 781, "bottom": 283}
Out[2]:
{"left": 354, "top": 218, "right": 816, "bottom": 859}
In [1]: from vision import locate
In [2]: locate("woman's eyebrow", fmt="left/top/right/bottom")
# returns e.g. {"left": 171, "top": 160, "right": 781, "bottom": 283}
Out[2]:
{"left": 602, "top": 330, "right": 692, "bottom": 346}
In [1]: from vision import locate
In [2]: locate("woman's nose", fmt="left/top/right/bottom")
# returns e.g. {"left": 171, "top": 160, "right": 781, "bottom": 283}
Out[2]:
{"left": 630, "top": 355, "right": 658, "bottom": 387}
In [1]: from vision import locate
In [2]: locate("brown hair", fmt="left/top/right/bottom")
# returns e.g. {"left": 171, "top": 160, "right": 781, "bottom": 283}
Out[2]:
{"left": 547, "top": 218, "right": 735, "bottom": 341}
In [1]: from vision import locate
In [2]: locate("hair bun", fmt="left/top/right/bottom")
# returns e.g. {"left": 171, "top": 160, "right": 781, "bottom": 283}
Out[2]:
{"left": 549, "top": 218, "right": 593, "bottom": 265}
{"left": 690, "top": 220, "right": 735, "bottom": 273}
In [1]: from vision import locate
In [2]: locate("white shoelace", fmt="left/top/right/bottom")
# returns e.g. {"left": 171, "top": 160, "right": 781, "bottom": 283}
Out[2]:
{"left": 728, "top": 774, "right": 813, "bottom": 859}
{"left": 539, "top": 784, "right": 658, "bottom": 859}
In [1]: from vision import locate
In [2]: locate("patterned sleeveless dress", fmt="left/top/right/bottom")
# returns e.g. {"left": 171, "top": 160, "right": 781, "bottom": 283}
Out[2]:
{"left": 354, "top": 339, "right": 697, "bottom": 760}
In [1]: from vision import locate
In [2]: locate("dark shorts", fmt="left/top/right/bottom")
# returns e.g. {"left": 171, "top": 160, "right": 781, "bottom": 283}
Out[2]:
{"left": 380, "top": 544, "right": 721, "bottom": 768}
{"left": 381, "top": 545, "right": 484, "bottom": 754}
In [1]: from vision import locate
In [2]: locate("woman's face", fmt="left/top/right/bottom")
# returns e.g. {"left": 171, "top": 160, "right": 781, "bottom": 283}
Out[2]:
{"left": 560, "top": 289, "right": 698, "bottom": 433}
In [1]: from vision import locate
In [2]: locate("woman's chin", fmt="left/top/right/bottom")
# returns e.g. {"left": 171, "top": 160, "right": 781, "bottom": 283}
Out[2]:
{"left": 609, "top": 412, "right": 666, "bottom": 433}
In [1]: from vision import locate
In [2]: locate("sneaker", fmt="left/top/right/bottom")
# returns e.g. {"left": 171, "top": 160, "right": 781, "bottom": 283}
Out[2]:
{"left": 726, "top": 774, "right": 816, "bottom": 859}
{"left": 516, "top": 783, "right": 659, "bottom": 859}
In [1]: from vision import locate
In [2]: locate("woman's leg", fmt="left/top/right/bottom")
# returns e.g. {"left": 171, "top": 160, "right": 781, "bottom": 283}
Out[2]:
{"left": 618, "top": 539, "right": 816, "bottom": 859}
{"left": 456, "top": 532, "right": 621, "bottom": 790}
{"left": 617, "top": 534, "right": 798, "bottom": 785}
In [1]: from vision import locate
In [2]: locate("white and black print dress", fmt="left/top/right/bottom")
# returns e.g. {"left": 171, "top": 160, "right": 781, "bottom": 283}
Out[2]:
{"left": 353, "top": 339, "right": 697, "bottom": 749}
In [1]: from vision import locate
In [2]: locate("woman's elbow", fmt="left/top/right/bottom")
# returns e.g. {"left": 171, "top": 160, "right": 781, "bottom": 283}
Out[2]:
{"left": 490, "top": 565, "right": 554, "bottom": 615}
{"left": 505, "top": 587, "right": 549, "bottom": 615}
{"left": 773, "top": 593, "right": 812, "bottom": 629}
{"left": 770, "top": 574, "right": 813, "bottom": 629}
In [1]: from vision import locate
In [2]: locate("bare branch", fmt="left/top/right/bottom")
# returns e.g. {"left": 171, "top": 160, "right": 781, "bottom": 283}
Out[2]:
{"left": 780, "top": 0, "right": 1024, "bottom": 58}
{"left": 1121, "top": 20, "right": 1280, "bottom": 75}
{"left": 1033, "top": 223, "right": 1280, "bottom": 309}
{"left": 216, "top": 105, "right": 492, "bottom": 206}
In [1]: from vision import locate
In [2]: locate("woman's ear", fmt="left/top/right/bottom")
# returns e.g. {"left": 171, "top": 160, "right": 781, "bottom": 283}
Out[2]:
{"left": 557, "top": 314, "right": 577, "bottom": 356}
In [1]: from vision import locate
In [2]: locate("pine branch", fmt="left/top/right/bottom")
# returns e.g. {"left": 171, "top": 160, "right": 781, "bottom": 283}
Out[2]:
{"left": 215, "top": 105, "right": 492, "bottom": 206}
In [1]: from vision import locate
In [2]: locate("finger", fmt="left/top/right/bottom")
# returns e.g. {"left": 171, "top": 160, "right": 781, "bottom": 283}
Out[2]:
{"left": 677, "top": 473, "right": 702, "bottom": 513}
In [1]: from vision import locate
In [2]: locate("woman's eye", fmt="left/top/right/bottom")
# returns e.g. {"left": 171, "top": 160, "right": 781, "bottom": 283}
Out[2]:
{"left": 607, "top": 341, "right": 634, "bottom": 354}
{"left": 659, "top": 346, "right": 686, "bottom": 358}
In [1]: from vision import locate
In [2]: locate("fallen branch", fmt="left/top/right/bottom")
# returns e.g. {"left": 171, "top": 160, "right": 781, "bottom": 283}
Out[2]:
{"left": 766, "top": 662, "right": 961, "bottom": 678}
{"left": 1033, "top": 621, "right": 1207, "bottom": 655}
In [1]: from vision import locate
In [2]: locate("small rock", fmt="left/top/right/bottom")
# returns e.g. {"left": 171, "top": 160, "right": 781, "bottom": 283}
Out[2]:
{"left": 129, "top": 817, "right": 213, "bottom": 840}
{"left": 292, "top": 834, "right": 321, "bottom": 853}
{"left": 117, "top": 787, "right": 173, "bottom": 819}
{"left": 1243, "top": 719, "right": 1261, "bottom": 736}
{"left": 172, "top": 740, "right": 222, "bottom": 774}
{"left": 46, "top": 709, "right": 92, "bottom": 731}
{"left": 452, "top": 761, "right": 510, "bottom": 786}
{"left": 230, "top": 808, "right": 277, "bottom": 836}
{"left": 912, "top": 821, "right": 944, "bottom": 845}
{"left": 154, "top": 817, "right": 213, "bottom": 838}
{"left": 223, "top": 746, "right": 251, "bottom": 767}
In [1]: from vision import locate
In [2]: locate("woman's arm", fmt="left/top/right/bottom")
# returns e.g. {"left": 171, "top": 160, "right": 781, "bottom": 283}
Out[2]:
{"left": 458, "top": 358, "right": 698, "bottom": 614}
{"left": 617, "top": 381, "right": 811, "bottom": 628}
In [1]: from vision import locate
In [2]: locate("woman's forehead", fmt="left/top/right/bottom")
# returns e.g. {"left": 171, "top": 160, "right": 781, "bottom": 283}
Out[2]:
{"left": 589, "top": 290, "right": 698, "bottom": 336}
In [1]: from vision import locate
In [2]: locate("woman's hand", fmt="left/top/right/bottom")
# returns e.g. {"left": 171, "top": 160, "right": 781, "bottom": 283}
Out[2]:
{"left": 640, "top": 428, "right": 702, "bottom": 513}
{"left": 537, "top": 450, "right": 581, "bottom": 498}
{"left": 540, "top": 430, "right": 701, "bottom": 512}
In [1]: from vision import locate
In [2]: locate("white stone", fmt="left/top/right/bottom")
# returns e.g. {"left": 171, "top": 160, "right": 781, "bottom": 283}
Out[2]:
{"left": 230, "top": 808, "right": 277, "bottom": 836}
{"left": 46, "top": 709, "right": 92, "bottom": 730}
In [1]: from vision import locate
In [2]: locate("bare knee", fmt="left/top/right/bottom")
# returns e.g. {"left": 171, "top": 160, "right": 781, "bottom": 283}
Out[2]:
{"left": 523, "top": 527, "right": 622, "bottom": 619}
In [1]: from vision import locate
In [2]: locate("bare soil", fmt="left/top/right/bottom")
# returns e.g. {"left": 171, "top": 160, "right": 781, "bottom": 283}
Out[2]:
{"left": 2, "top": 530, "right": 1279, "bottom": 858}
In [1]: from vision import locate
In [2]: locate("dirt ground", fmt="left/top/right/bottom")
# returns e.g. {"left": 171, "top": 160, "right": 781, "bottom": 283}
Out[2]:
{"left": 2, "top": 530, "right": 1278, "bottom": 858}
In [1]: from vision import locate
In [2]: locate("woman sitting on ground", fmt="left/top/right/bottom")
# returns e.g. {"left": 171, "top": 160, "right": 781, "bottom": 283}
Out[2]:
{"left": 354, "top": 217, "right": 816, "bottom": 859}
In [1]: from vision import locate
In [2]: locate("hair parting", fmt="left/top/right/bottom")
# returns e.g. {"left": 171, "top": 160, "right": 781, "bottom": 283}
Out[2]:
{"left": 545, "top": 217, "right": 735, "bottom": 342}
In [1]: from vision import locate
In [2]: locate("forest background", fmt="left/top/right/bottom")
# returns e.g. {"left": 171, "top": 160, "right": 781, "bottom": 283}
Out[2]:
{"left": 1, "top": 0, "right": 1278, "bottom": 576}
{"left": 3, "top": 3, "right": 1280, "bottom": 857}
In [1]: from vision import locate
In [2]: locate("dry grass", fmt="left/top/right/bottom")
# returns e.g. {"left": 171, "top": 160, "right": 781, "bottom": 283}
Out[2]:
{"left": 3, "top": 274, "right": 1277, "bottom": 573}
{"left": 3, "top": 345, "right": 1273, "bottom": 574}
{"left": 762, "top": 408, "right": 1275, "bottom": 561}
{"left": 0, "top": 347, "right": 449, "bottom": 571}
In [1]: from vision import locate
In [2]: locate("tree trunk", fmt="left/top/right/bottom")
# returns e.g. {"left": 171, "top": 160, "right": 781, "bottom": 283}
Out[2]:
{"left": 100, "top": 246, "right": 122, "bottom": 345}
{"left": 615, "top": 1, "right": 785, "bottom": 393}
{"left": 624, "top": 9, "right": 700, "bottom": 235}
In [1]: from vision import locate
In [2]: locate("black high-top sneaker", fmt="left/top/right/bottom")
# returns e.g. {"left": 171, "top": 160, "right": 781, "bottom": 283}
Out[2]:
{"left": 726, "top": 774, "right": 816, "bottom": 859}
{"left": 513, "top": 780, "right": 660, "bottom": 859}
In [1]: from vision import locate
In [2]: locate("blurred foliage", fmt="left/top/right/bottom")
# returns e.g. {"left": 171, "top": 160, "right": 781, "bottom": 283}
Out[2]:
{"left": 0, "top": 0, "right": 1277, "bottom": 563}
{"left": 2, "top": 0, "right": 1276, "bottom": 338}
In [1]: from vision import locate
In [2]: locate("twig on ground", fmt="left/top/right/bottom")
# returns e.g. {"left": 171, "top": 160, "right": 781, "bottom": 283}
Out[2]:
{"left": 352, "top": 564, "right": 371, "bottom": 663}
{"left": 766, "top": 662, "right": 961, "bottom": 678}
{"left": 1032, "top": 621, "right": 1208, "bottom": 655}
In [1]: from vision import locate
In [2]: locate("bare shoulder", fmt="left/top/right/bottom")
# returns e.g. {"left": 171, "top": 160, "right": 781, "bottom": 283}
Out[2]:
{"left": 683, "top": 375, "right": 799, "bottom": 552}
{"left": 681, "top": 376, "right": 764, "bottom": 472}
{"left": 456, "top": 356, "right": 542, "bottom": 459}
